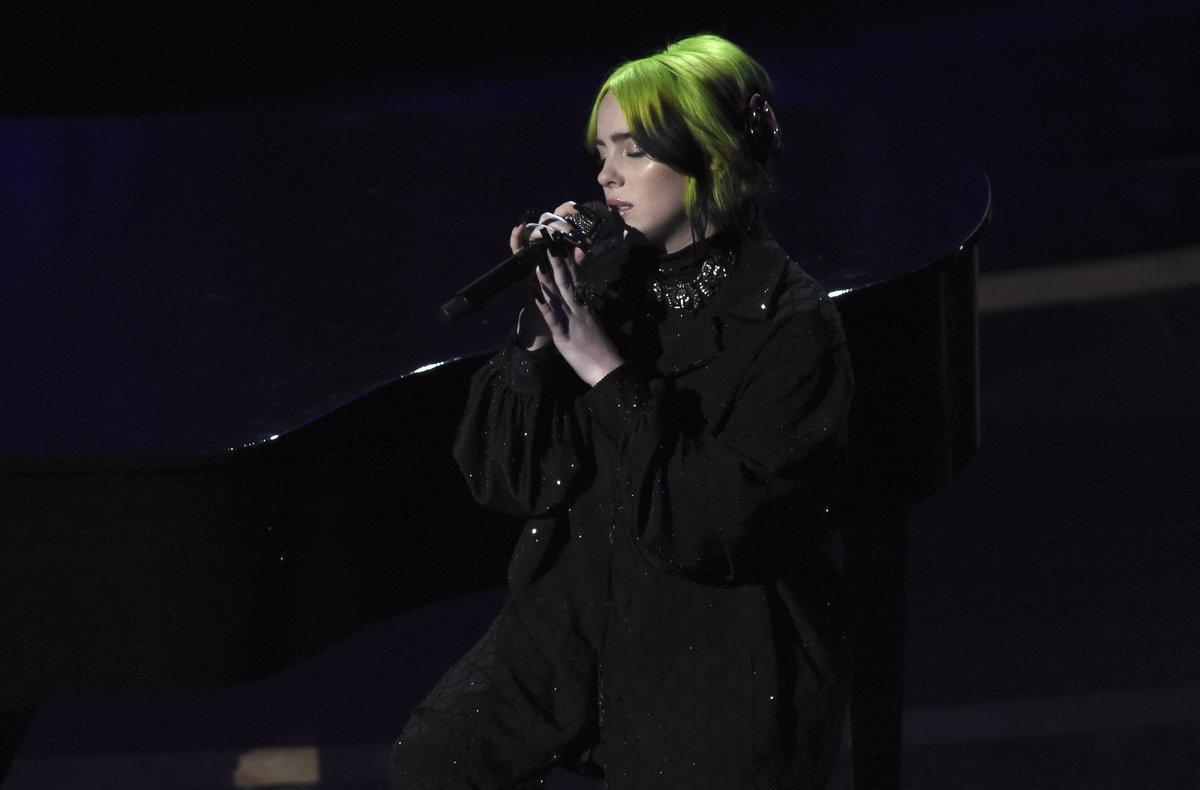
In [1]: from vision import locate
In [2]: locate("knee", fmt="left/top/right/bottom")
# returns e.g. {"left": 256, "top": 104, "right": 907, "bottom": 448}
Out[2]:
{"left": 388, "top": 711, "right": 480, "bottom": 789}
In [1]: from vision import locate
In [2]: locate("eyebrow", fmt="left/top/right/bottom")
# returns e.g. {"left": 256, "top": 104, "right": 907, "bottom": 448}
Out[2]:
{"left": 595, "top": 132, "right": 634, "bottom": 147}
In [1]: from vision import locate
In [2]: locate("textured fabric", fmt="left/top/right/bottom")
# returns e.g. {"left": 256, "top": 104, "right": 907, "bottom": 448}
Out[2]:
{"left": 390, "top": 222, "right": 855, "bottom": 789}
{"left": 648, "top": 230, "right": 738, "bottom": 353}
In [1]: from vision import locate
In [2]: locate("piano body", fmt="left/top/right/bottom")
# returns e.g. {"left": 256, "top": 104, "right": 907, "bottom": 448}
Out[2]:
{"left": 0, "top": 82, "right": 991, "bottom": 786}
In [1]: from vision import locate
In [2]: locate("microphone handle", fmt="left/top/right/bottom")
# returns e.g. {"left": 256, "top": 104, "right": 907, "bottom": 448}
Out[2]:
{"left": 438, "top": 243, "right": 548, "bottom": 324}
{"left": 439, "top": 200, "right": 620, "bottom": 324}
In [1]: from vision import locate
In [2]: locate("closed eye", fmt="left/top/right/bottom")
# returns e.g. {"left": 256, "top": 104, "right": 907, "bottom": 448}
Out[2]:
{"left": 595, "top": 150, "right": 646, "bottom": 166}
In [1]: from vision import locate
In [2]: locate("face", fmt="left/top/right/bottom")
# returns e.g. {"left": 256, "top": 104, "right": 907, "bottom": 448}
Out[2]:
{"left": 594, "top": 91, "right": 703, "bottom": 254}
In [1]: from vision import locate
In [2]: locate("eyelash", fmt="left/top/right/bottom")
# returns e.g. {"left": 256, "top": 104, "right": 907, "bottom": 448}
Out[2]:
{"left": 596, "top": 150, "right": 645, "bottom": 166}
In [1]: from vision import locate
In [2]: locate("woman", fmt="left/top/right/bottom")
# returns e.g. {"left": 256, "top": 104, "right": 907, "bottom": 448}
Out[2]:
{"left": 390, "top": 33, "right": 855, "bottom": 789}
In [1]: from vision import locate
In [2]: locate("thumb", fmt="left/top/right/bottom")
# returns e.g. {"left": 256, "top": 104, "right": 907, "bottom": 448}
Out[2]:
{"left": 573, "top": 246, "right": 586, "bottom": 265}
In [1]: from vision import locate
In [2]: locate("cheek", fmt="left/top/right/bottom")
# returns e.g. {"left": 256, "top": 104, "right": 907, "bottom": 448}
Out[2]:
{"left": 642, "top": 167, "right": 688, "bottom": 215}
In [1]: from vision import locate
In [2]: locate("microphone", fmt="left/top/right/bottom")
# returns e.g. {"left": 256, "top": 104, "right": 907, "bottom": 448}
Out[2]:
{"left": 438, "top": 200, "right": 624, "bottom": 324}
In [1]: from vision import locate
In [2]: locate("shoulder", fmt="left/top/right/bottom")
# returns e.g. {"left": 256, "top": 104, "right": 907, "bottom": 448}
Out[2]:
{"left": 756, "top": 251, "right": 856, "bottom": 407}
{"left": 730, "top": 232, "right": 849, "bottom": 350}
{"left": 775, "top": 257, "right": 825, "bottom": 321}
{"left": 760, "top": 243, "right": 844, "bottom": 339}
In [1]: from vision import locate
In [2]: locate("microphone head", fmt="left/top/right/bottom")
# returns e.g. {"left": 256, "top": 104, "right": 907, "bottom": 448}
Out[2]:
{"left": 570, "top": 199, "right": 625, "bottom": 253}
{"left": 522, "top": 201, "right": 624, "bottom": 259}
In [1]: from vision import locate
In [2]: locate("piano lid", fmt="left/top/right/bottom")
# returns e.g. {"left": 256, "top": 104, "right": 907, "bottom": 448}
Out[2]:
{"left": 0, "top": 84, "right": 989, "bottom": 461}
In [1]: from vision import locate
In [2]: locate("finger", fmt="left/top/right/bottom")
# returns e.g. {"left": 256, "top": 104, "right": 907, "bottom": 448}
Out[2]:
{"left": 535, "top": 258, "right": 563, "bottom": 305}
{"left": 547, "top": 250, "right": 578, "bottom": 313}
{"left": 537, "top": 280, "right": 565, "bottom": 332}
{"left": 562, "top": 251, "right": 581, "bottom": 290}
{"left": 538, "top": 212, "right": 574, "bottom": 234}
{"left": 520, "top": 221, "right": 553, "bottom": 249}
{"left": 566, "top": 257, "right": 589, "bottom": 314}
{"left": 510, "top": 222, "right": 524, "bottom": 253}
{"left": 521, "top": 222, "right": 545, "bottom": 248}
{"left": 551, "top": 204, "right": 584, "bottom": 234}
{"left": 534, "top": 293, "right": 560, "bottom": 335}
{"left": 540, "top": 228, "right": 566, "bottom": 295}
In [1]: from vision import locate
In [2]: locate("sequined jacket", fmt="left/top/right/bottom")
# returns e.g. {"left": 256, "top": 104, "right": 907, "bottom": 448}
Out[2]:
{"left": 451, "top": 222, "right": 856, "bottom": 787}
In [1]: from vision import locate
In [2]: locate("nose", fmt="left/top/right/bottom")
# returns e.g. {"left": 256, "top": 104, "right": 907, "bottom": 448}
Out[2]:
{"left": 596, "top": 156, "right": 621, "bottom": 189}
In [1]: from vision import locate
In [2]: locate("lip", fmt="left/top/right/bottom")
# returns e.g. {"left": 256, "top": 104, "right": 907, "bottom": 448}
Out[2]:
{"left": 606, "top": 199, "right": 632, "bottom": 208}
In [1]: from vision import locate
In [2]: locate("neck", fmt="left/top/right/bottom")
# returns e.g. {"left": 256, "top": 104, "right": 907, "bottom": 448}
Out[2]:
{"left": 661, "top": 220, "right": 718, "bottom": 255}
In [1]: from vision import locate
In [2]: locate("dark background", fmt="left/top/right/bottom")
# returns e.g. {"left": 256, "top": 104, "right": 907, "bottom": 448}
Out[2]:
{"left": 3, "top": 2, "right": 1199, "bottom": 787}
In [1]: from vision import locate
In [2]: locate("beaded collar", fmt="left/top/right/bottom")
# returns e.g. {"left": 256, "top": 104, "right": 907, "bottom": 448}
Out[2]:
{"left": 645, "top": 231, "right": 740, "bottom": 312}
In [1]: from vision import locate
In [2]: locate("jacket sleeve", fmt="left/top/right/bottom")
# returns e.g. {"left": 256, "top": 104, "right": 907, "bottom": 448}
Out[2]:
{"left": 451, "top": 332, "right": 592, "bottom": 518}
{"left": 580, "top": 287, "right": 854, "bottom": 584}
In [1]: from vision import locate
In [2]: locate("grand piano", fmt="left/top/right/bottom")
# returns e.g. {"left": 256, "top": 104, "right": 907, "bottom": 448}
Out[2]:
{"left": 0, "top": 53, "right": 991, "bottom": 788}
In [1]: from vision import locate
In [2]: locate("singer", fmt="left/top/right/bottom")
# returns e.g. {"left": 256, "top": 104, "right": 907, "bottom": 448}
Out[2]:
{"left": 390, "top": 32, "right": 855, "bottom": 789}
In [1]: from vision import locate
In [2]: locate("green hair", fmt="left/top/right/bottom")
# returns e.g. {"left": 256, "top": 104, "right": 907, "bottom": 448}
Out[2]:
{"left": 584, "top": 33, "right": 780, "bottom": 245}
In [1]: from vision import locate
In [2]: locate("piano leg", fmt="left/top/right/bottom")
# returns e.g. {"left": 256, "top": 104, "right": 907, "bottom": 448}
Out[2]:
{"left": 841, "top": 495, "right": 909, "bottom": 790}
{"left": 0, "top": 703, "right": 38, "bottom": 783}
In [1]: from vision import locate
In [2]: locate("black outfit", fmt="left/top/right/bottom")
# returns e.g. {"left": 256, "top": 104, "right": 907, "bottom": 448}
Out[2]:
{"left": 390, "top": 218, "right": 855, "bottom": 788}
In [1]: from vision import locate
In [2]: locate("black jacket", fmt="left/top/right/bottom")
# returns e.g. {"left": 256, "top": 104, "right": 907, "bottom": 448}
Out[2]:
{"left": 450, "top": 220, "right": 855, "bottom": 787}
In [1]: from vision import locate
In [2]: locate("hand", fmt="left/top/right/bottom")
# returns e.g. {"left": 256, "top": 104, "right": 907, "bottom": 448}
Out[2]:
{"left": 531, "top": 223, "right": 626, "bottom": 388}
{"left": 509, "top": 201, "right": 589, "bottom": 353}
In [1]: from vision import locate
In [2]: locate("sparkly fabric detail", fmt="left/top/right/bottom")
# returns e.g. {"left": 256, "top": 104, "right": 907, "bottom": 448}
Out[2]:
{"left": 636, "top": 234, "right": 740, "bottom": 359}
{"left": 645, "top": 231, "right": 740, "bottom": 313}
{"left": 392, "top": 234, "right": 855, "bottom": 787}
{"left": 646, "top": 254, "right": 734, "bottom": 310}
{"left": 450, "top": 340, "right": 590, "bottom": 518}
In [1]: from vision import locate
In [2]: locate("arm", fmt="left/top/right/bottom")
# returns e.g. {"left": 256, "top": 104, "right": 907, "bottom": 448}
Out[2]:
{"left": 451, "top": 331, "right": 592, "bottom": 518}
{"left": 580, "top": 290, "right": 854, "bottom": 584}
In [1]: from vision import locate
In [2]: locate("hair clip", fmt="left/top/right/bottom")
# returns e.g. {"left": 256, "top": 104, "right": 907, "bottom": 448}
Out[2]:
{"left": 742, "top": 92, "right": 782, "bottom": 163}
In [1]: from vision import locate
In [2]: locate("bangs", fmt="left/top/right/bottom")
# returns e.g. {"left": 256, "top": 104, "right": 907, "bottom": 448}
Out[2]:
{"left": 585, "top": 64, "right": 707, "bottom": 180}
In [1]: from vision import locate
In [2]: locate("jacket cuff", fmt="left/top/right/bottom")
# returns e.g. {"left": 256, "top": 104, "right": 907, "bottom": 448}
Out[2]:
{"left": 581, "top": 361, "right": 654, "bottom": 438}
{"left": 505, "top": 334, "right": 566, "bottom": 394}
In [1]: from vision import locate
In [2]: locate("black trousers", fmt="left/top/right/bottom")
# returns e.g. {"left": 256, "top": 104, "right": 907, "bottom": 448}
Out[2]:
{"left": 388, "top": 595, "right": 603, "bottom": 789}
{"left": 387, "top": 600, "right": 847, "bottom": 789}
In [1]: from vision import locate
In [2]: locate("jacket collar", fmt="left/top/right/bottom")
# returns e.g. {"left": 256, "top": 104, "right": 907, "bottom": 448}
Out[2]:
{"left": 578, "top": 221, "right": 791, "bottom": 378}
